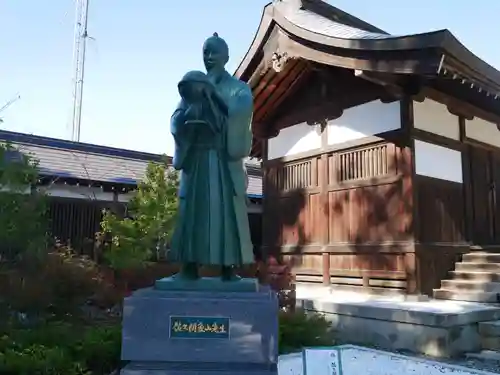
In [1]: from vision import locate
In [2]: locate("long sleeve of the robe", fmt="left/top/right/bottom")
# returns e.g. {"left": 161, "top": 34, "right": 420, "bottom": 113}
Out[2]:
{"left": 170, "top": 100, "right": 188, "bottom": 171}
{"left": 225, "top": 85, "right": 253, "bottom": 161}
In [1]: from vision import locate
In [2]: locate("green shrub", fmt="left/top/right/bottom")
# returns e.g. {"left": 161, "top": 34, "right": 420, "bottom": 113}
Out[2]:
{"left": 0, "top": 344, "right": 89, "bottom": 375}
{"left": 72, "top": 324, "right": 121, "bottom": 372}
{"left": 0, "top": 321, "right": 121, "bottom": 375}
{"left": 100, "top": 162, "right": 179, "bottom": 270}
{"left": 0, "top": 308, "right": 333, "bottom": 373}
{"left": 279, "top": 309, "right": 334, "bottom": 354}
{"left": 0, "top": 321, "right": 79, "bottom": 349}
{"left": 0, "top": 141, "right": 48, "bottom": 263}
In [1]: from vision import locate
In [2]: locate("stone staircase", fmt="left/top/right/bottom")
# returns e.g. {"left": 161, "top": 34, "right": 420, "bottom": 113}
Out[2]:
{"left": 433, "top": 251, "right": 500, "bottom": 362}
{"left": 433, "top": 252, "right": 500, "bottom": 303}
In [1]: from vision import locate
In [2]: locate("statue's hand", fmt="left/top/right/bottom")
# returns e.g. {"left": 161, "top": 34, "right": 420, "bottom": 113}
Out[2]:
{"left": 184, "top": 104, "right": 203, "bottom": 122}
{"left": 184, "top": 105, "right": 195, "bottom": 120}
{"left": 203, "top": 81, "right": 217, "bottom": 97}
{"left": 203, "top": 82, "right": 228, "bottom": 116}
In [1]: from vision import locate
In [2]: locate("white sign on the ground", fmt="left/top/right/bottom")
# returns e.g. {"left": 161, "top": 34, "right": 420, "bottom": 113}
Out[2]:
{"left": 278, "top": 345, "right": 497, "bottom": 375}
{"left": 303, "top": 347, "right": 342, "bottom": 375}
{"left": 278, "top": 352, "right": 303, "bottom": 375}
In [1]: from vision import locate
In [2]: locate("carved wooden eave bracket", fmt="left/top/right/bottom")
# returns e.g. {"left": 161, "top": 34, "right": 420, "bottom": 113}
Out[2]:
{"left": 308, "top": 119, "right": 327, "bottom": 133}
{"left": 267, "top": 127, "right": 281, "bottom": 139}
{"left": 446, "top": 105, "right": 474, "bottom": 121}
{"left": 306, "top": 105, "right": 343, "bottom": 131}
{"left": 411, "top": 95, "right": 475, "bottom": 121}
{"left": 270, "top": 103, "right": 343, "bottom": 137}
{"left": 252, "top": 122, "right": 280, "bottom": 140}
{"left": 306, "top": 73, "right": 343, "bottom": 132}
{"left": 253, "top": 106, "right": 340, "bottom": 141}
{"left": 271, "top": 50, "right": 290, "bottom": 73}
{"left": 412, "top": 92, "right": 427, "bottom": 103}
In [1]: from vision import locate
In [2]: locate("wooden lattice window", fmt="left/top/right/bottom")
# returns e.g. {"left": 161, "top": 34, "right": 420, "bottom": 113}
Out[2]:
{"left": 271, "top": 159, "right": 313, "bottom": 191}
{"left": 330, "top": 143, "right": 392, "bottom": 184}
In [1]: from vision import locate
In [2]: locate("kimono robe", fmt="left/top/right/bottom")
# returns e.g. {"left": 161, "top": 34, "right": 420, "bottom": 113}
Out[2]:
{"left": 169, "top": 70, "right": 254, "bottom": 266}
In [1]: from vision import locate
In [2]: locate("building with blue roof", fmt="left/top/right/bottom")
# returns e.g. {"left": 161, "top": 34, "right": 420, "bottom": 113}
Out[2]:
{"left": 0, "top": 129, "right": 262, "bottom": 254}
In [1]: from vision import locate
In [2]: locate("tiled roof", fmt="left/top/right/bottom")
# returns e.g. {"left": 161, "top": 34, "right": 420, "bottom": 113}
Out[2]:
{"left": 14, "top": 142, "right": 150, "bottom": 185}
{"left": 0, "top": 130, "right": 262, "bottom": 197}
{"left": 281, "top": 7, "right": 393, "bottom": 40}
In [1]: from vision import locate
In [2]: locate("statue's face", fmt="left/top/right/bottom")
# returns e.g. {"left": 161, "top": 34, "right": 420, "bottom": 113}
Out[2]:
{"left": 203, "top": 38, "right": 228, "bottom": 73}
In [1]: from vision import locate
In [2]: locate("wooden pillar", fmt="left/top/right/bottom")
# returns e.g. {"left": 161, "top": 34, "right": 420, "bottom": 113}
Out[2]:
{"left": 459, "top": 117, "right": 473, "bottom": 243}
{"left": 320, "top": 124, "right": 330, "bottom": 285}
{"left": 404, "top": 252, "right": 417, "bottom": 294}
{"left": 322, "top": 253, "right": 330, "bottom": 285}
{"left": 401, "top": 97, "right": 418, "bottom": 294}
{"left": 260, "top": 138, "right": 271, "bottom": 284}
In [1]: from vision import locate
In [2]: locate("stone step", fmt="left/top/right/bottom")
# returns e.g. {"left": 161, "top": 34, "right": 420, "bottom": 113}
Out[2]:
{"left": 328, "top": 283, "right": 405, "bottom": 297}
{"left": 433, "top": 288, "right": 500, "bottom": 303}
{"left": 455, "top": 262, "right": 500, "bottom": 272}
{"left": 450, "top": 270, "right": 500, "bottom": 282}
{"left": 466, "top": 350, "right": 500, "bottom": 363}
{"left": 441, "top": 279, "right": 500, "bottom": 292}
{"left": 479, "top": 320, "right": 500, "bottom": 337}
{"left": 463, "top": 252, "right": 500, "bottom": 263}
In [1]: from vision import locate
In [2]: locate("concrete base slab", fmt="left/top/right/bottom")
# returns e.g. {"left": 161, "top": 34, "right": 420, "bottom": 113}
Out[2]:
{"left": 296, "top": 284, "right": 500, "bottom": 358}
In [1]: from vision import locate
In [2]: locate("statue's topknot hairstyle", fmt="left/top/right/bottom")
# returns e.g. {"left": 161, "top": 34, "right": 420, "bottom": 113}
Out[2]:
{"left": 204, "top": 32, "right": 229, "bottom": 59}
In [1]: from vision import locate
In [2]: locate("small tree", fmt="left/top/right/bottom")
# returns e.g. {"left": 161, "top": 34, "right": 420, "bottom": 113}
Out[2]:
{"left": 0, "top": 142, "right": 47, "bottom": 262}
{"left": 100, "top": 161, "right": 179, "bottom": 271}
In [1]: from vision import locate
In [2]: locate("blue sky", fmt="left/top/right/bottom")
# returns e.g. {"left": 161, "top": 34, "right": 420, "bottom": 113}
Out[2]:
{"left": 1, "top": 1, "right": 499, "bottom": 155}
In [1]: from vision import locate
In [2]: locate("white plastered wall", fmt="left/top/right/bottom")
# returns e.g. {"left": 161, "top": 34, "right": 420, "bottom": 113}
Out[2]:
{"left": 267, "top": 100, "right": 401, "bottom": 160}
{"left": 465, "top": 117, "right": 500, "bottom": 148}
{"left": 327, "top": 100, "right": 401, "bottom": 145}
{"left": 413, "top": 99, "right": 460, "bottom": 140}
{"left": 414, "top": 140, "right": 463, "bottom": 183}
{"left": 267, "top": 122, "right": 322, "bottom": 160}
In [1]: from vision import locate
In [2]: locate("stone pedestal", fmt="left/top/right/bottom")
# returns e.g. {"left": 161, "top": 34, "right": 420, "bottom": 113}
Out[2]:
{"left": 120, "top": 278, "right": 278, "bottom": 374}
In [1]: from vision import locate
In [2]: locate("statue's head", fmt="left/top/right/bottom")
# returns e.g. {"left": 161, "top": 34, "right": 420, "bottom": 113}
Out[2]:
{"left": 178, "top": 70, "right": 210, "bottom": 102}
{"left": 203, "top": 32, "right": 229, "bottom": 73}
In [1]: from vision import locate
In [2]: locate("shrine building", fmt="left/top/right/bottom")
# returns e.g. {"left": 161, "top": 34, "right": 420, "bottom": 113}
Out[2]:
{"left": 236, "top": 0, "right": 500, "bottom": 300}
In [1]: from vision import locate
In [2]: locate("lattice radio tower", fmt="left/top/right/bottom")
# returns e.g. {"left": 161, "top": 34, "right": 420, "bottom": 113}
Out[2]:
{"left": 70, "top": 0, "right": 90, "bottom": 142}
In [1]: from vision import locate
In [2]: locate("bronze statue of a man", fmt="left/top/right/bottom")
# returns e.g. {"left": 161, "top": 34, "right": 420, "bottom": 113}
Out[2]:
{"left": 169, "top": 33, "right": 254, "bottom": 281}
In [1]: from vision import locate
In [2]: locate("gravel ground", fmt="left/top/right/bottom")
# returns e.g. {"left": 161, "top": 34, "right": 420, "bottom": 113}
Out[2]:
{"left": 378, "top": 348, "right": 500, "bottom": 374}
{"left": 282, "top": 346, "right": 500, "bottom": 374}
{"left": 419, "top": 354, "right": 500, "bottom": 374}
